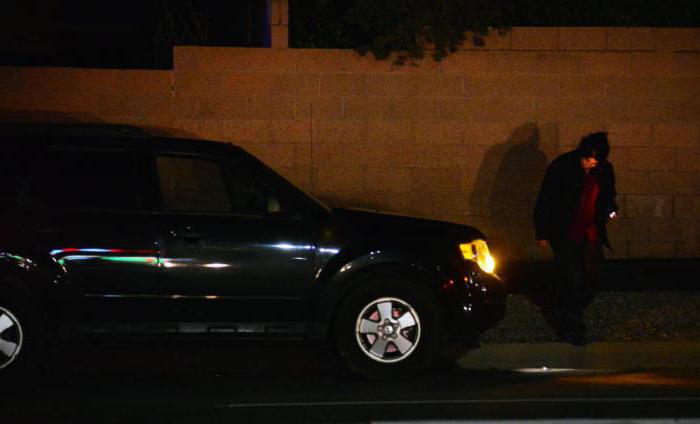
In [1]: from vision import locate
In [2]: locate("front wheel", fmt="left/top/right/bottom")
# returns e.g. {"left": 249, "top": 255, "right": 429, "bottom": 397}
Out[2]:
{"left": 0, "top": 291, "right": 42, "bottom": 380}
{"left": 335, "top": 276, "right": 442, "bottom": 380}
{"left": 0, "top": 305, "right": 24, "bottom": 371}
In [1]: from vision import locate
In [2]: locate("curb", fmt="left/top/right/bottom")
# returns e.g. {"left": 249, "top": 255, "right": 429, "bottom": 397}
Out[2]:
{"left": 457, "top": 342, "right": 700, "bottom": 370}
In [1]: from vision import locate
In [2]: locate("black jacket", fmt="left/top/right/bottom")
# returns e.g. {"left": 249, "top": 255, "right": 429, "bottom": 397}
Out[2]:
{"left": 533, "top": 151, "right": 618, "bottom": 248}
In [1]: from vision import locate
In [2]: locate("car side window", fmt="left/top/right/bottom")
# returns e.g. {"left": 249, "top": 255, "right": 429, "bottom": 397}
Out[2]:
{"left": 28, "top": 148, "right": 140, "bottom": 211}
{"left": 156, "top": 156, "right": 232, "bottom": 213}
{"left": 224, "top": 164, "right": 300, "bottom": 217}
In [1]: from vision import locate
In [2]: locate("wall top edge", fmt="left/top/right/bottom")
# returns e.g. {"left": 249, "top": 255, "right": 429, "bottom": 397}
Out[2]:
{"left": 174, "top": 26, "right": 700, "bottom": 58}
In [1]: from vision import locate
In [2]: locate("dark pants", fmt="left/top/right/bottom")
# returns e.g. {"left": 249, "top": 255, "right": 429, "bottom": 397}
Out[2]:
{"left": 549, "top": 239, "right": 604, "bottom": 339}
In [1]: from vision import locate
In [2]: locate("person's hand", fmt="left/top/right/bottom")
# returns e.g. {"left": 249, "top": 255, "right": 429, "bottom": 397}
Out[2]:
{"left": 537, "top": 239, "right": 550, "bottom": 250}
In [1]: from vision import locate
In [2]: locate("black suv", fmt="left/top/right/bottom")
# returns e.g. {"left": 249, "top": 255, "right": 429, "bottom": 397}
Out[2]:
{"left": 0, "top": 123, "right": 506, "bottom": 379}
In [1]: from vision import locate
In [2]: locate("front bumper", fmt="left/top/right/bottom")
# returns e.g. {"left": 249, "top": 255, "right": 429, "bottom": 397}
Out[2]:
{"left": 441, "top": 262, "right": 508, "bottom": 343}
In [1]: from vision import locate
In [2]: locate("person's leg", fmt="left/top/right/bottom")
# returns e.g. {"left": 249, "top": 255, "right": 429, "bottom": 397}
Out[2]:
{"left": 581, "top": 240, "right": 604, "bottom": 308}
{"left": 552, "top": 240, "right": 587, "bottom": 343}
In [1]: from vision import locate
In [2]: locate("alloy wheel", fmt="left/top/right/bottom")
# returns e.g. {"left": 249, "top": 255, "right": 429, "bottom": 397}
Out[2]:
{"left": 0, "top": 306, "right": 23, "bottom": 370}
{"left": 354, "top": 297, "right": 421, "bottom": 363}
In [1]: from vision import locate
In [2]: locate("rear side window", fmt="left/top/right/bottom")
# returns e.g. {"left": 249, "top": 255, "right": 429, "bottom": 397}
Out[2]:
{"left": 28, "top": 149, "right": 140, "bottom": 211}
{"left": 157, "top": 156, "right": 232, "bottom": 213}
{"left": 0, "top": 139, "right": 35, "bottom": 210}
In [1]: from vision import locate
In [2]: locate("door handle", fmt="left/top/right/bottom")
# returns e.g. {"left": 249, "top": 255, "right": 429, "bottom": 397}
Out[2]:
{"left": 34, "top": 224, "right": 58, "bottom": 234}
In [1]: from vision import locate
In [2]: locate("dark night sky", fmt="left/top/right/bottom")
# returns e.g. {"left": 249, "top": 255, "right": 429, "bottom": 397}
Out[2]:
{"left": 2, "top": 0, "right": 698, "bottom": 69}
{"left": 0, "top": 0, "right": 268, "bottom": 69}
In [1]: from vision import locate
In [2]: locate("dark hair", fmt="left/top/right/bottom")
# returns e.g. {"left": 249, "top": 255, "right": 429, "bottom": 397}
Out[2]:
{"left": 577, "top": 132, "right": 609, "bottom": 160}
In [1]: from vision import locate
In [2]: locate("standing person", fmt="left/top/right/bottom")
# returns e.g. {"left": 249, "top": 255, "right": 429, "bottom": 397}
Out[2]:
{"left": 533, "top": 132, "right": 618, "bottom": 346}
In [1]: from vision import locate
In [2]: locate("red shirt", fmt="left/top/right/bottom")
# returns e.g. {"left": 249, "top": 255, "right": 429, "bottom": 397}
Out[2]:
{"left": 569, "top": 172, "right": 600, "bottom": 243}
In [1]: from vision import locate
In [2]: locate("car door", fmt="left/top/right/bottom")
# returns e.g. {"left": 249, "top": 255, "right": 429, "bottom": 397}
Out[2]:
{"left": 21, "top": 136, "right": 160, "bottom": 323}
{"left": 151, "top": 145, "right": 318, "bottom": 327}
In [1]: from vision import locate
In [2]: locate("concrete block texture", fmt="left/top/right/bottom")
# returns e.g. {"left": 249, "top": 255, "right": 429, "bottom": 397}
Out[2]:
{"left": 316, "top": 165, "right": 366, "bottom": 192}
{"left": 364, "top": 167, "right": 412, "bottom": 192}
{"left": 581, "top": 52, "right": 632, "bottom": 75}
{"left": 652, "top": 218, "right": 700, "bottom": 243}
{"left": 489, "top": 51, "right": 583, "bottom": 74}
{"left": 312, "top": 120, "right": 366, "bottom": 144}
{"left": 320, "top": 74, "right": 367, "bottom": 96}
{"left": 627, "top": 241, "right": 676, "bottom": 257}
{"left": 607, "top": 123, "right": 652, "bottom": 146}
{"left": 648, "top": 171, "right": 700, "bottom": 195}
{"left": 270, "top": 0, "right": 287, "bottom": 25}
{"left": 676, "top": 242, "right": 700, "bottom": 257}
{"left": 268, "top": 73, "right": 320, "bottom": 97}
{"left": 97, "top": 95, "right": 171, "bottom": 118}
{"left": 439, "top": 51, "right": 491, "bottom": 74}
{"left": 607, "top": 28, "right": 654, "bottom": 51}
{"left": 559, "top": 27, "right": 607, "bottom": 51}
{"left": 509, "top": 75, "right": 560, "bottom": 97}
{"left": 296, "top": 97, "right": 344, "bottom": 120}
{"left": 653, "top": 124, "right": 700, "bottom": 147}
{"left": 629, "top": 98, "right": 700, "bottom": 123}
{"left": 627, "top": 147, "right": 676, "bottom": 170}
{"left": 653, "top": 28, "right": 700, "bottom": 51}
{"left": 631, "top": 52, "right": 700, "bottom": 76}
{"left": 366, "top": 120, "right": 414, "bottom": 144}
{"left": 674, "top": 196, "right": 700, "bottom": 218}
{"left": 625, "top": 194, "right": 674, "bottom": 218}
{"left": 221, "top": 119, "right": 271, "bottom": 143}
{"left": 616, "top": 171, "right": 651, "bottom": 194}
{"left": 440, "top": 96, "right": 536, "bottom": 123}
{"left": 413, "top": 122, "right": 511, "bottom": 146}
{"left": 5, "top": 27, "right": 700, "bottom": 261}
{"left": 175, "top": 47, "right": 298, "bottom": 72}
{"left": 676, "top": 148, "right": 700, "bottom": 171}
{"left": 463, "top": 76, "right": 511, "bottom": 97}
{"left": 606, "top": 76, "right": 655, "bottom": 99}
{"left": 652, "top": 77, "right": 700, "bottom": 100}
{"left": 559, "top": 76, "right": 607, "bottom": 98}
{"left": 510, "top": 27, "right": 559, "bottom": 50}
{"left": 611, "top": 218, "right": 651, "bottom": 242}
{"left": 345, "top": 96, "right": 440, "bottom": 121}
{"left": 413, "top": 74, "right": 464, "bottom": 97}
{"left": 271, "top": 24, "right": 290, "bottom": 50}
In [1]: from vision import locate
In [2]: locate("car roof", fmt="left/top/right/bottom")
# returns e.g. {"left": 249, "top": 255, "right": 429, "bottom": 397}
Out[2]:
{"left": 151, "top": 136, "right": 239, "bottom": 156}
{"left": 0, "top": 122, "right": 148, "bottom": 138}
{"left": 0, "top": 122, "right": 241, "bottom": 155}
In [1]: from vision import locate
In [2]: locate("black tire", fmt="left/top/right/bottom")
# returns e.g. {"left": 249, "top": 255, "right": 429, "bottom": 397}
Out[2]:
{"left": 0, "top": 288, "right": 43, "bottom": 381}
{"left": 334, "top": 274, "right": 442, "bottom": 380}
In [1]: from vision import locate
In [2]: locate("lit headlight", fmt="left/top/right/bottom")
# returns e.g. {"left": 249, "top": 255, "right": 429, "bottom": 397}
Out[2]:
{"left": 460, "top": 240, "right": 496, "bottom": 274}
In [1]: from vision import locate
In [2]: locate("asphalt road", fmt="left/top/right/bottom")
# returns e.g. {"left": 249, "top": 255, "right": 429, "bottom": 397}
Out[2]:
{"left": 4, "top": 340, "right": 700, "bottom": 423}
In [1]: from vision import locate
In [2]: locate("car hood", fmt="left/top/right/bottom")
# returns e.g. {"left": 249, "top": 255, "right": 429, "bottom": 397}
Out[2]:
{"left": 329, "top": 207, "right": 485, "bottom": 243}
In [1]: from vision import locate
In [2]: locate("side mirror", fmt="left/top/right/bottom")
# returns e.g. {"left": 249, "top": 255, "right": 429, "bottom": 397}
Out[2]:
{"left": 267, "top": 196, "right": 281, "bottom": 214}
{"left": 266, "top": 195, "right": 303, "bottom": 220}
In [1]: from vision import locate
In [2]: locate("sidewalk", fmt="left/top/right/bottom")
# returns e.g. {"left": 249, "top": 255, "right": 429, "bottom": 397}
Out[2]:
{"left": 457, "top": 342, "right": 700, "bottom": 370}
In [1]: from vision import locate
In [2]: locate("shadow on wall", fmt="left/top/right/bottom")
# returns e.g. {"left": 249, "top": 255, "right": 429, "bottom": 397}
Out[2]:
{"left": 0, "top": 110, "right": 195, "bottom": 139}
{"left": 471, "top": 123, "right": 550, "bottom": 261}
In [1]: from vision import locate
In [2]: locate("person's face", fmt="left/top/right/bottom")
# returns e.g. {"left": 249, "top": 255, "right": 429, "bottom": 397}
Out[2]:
{"left": 580, "top": 156, "right": 598, "bottom": 171}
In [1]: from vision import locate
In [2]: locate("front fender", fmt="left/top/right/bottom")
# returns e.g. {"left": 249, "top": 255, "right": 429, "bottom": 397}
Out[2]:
{"left": 0, "top": 252, "right": 39, "bottom": 275}
{"left": 309, "top": 249, "right": 447, "bottom": 338}
{"left": 0, "top": 251, "right": 71, "bottom": 316}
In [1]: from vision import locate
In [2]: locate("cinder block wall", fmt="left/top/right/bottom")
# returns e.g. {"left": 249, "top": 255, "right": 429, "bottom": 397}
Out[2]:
{"left": 1, "top": 27, "right": 699, "bottom": 260}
